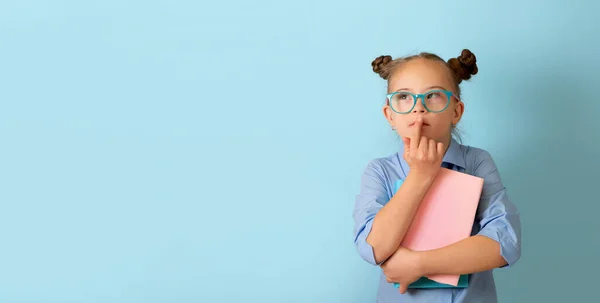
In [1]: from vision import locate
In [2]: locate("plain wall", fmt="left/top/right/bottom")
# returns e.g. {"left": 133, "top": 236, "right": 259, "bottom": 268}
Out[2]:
{"left": 1, "top": 0, "right": 599, "bottom": 302}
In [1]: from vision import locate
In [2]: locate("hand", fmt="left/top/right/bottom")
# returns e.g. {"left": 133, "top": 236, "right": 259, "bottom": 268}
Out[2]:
{"left": 381, "top": 246, "right": 424, "bottom": 294}
{"left": 401, "top": 118, "right": 445, "bottom": 180}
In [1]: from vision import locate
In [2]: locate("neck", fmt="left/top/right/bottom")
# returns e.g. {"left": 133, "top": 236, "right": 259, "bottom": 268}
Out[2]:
{"left": 441, "top": 134, "right": 452, "bottom": 154}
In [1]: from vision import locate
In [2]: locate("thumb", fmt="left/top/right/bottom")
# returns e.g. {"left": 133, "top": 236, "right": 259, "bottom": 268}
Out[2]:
{"left": 402, "top": 137, "right": 410, "bottom": 151}
{"left": 399, "top": 283, "right": 409, "bottom": 294}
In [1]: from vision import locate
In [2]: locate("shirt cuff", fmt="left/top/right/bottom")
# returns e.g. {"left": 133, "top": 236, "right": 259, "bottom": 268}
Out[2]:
{"left": 355, "top": 219, "right": 385, "bottom": 266}
{"left": 477, "top": 226, "right": 520, "bottom": 268}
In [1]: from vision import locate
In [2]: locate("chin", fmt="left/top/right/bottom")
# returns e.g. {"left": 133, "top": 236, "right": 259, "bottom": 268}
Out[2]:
{"left": 422, "top": 130, "right": 444, "bottom": 142}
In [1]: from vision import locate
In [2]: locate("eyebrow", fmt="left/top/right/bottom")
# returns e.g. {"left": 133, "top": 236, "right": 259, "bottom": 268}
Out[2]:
{"left": 395, "top": 86, "right": 447, "bottom": 92}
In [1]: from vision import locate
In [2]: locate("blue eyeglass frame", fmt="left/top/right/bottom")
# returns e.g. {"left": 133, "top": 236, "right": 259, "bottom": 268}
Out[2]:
{"left": 386, "top": 89, "right": 457, "bottom": 114}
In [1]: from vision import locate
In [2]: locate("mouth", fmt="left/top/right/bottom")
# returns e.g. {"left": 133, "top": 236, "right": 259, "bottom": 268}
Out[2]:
{"left": 409, "top": 121, "right": 430, "bottom": 127}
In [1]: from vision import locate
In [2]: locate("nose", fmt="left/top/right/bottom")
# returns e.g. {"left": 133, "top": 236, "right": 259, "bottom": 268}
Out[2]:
{"left": 412, "top": 97, "right": 426, "bottom": 113}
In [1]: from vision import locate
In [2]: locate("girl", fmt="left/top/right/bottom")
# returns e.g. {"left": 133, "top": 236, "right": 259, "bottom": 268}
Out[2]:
{"left": 352, "top": 49, "right": 521, "bottom": 302}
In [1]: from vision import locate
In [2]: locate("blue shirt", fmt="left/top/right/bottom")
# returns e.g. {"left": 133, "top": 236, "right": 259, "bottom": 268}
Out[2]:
{"left": 353, "top": 138, "right": 521, "bottom": 303}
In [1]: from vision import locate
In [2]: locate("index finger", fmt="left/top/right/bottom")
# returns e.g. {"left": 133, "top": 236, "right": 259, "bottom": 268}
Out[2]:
{"left": 410, "top": 118, "right": 423, "bottom": 150}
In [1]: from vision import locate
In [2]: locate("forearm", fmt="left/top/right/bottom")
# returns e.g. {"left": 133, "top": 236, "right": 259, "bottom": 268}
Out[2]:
{"left": 419, "top": 235, "right": 507, "bottom": 276}
{"left": 366, "top": 171, "right": 434, "bottom": 264}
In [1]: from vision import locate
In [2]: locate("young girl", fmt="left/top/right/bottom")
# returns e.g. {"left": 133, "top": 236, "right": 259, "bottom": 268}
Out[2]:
{"left": 353, "top": 49, "right": 521, "bottom": 302}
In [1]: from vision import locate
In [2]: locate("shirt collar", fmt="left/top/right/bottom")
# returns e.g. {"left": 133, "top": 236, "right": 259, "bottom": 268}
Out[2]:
{"left": 399, "top": 137, "right": 466, "bottom": 172}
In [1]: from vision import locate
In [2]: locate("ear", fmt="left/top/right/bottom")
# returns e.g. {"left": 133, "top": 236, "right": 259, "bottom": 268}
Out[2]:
{"left": 383, "top": 103, "right": 394, "bottom": 126}
{"left": 452, "top": 100, "right": 465, "bottom": 125}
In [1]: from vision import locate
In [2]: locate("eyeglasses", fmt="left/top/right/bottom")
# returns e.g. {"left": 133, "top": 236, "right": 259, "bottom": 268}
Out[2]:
{"left": 386, "top": 89, "right": 458, "bottom": 114}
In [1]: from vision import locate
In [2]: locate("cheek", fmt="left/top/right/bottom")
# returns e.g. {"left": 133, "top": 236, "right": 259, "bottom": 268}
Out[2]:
{"left": 393, "top": 117, "right": 411, "bottom": 136}
{"left": 392, "top": 116, "right": 409, "bottom": 127}
{"left": 432, "top": 112, "right": 454, "bottom": 125}
{"left": 425, "top": 114, "right": 454, "bottom": 133}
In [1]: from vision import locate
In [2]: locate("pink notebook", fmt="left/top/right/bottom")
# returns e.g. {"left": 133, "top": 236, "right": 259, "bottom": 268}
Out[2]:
{"left": 397, "top": 168, "right": 484, "bottom": 286}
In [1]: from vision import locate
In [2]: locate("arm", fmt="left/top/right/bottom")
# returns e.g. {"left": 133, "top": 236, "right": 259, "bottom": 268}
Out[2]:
{"left": 353, "top": 160, "right": 434, "bottom": 265}
{"left": 418, "top": 150, "right": 522, "bottom": 275}
{"left": 419, "top": 235, "right": 506, "bottom": 275}
{"left": 367, "top": 170, "right": 435, "bottom": 264}
{"left": 355, "top": 122, "right": 445, "bottom": 266}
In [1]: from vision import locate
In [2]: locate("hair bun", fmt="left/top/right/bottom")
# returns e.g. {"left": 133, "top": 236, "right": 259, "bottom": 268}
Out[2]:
{"left": 372, "top": 55, "right": 393, "bottom": 79}
{"left": 458, "top": 49, "right": 477, "bottom": 67}
{"left": 448, "top": 49, "right": 478, "bottom": 83}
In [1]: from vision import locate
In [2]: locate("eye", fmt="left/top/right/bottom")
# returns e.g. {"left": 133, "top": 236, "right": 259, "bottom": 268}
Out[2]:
{"left": 398, "top": 93, "right": 411, "bottom": 100}
{"left": 392, "top": 92, "right": 413, "bottom": 102}
{"left": 426, "top": 92, "right": 442, "bottom": 99}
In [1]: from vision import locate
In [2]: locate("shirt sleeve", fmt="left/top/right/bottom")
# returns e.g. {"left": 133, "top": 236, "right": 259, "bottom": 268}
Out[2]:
{"left": 352, "top": 160, "right": 389, "bottom": 266}
{"left": 473, "top": 150, "right": 522, "bottom": 267}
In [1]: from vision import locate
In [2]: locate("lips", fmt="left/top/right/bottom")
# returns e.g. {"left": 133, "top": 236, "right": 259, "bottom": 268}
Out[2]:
{"left": 409, "top": 121, "right": 430, "bottom": 127}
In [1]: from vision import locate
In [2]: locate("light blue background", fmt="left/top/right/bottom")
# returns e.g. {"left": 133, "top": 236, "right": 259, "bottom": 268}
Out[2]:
{"left": 1, "top": 0, "right": 598, "bottom": 302}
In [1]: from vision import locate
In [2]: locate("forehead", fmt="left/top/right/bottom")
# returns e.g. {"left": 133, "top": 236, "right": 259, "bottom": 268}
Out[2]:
{"left": 388, "top": 58, "right": 454, "bottom": 93}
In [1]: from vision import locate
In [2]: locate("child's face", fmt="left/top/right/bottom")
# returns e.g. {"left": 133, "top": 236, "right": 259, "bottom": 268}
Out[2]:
{"left": 383, "top": 58, "right": 464, "bottom": 144}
